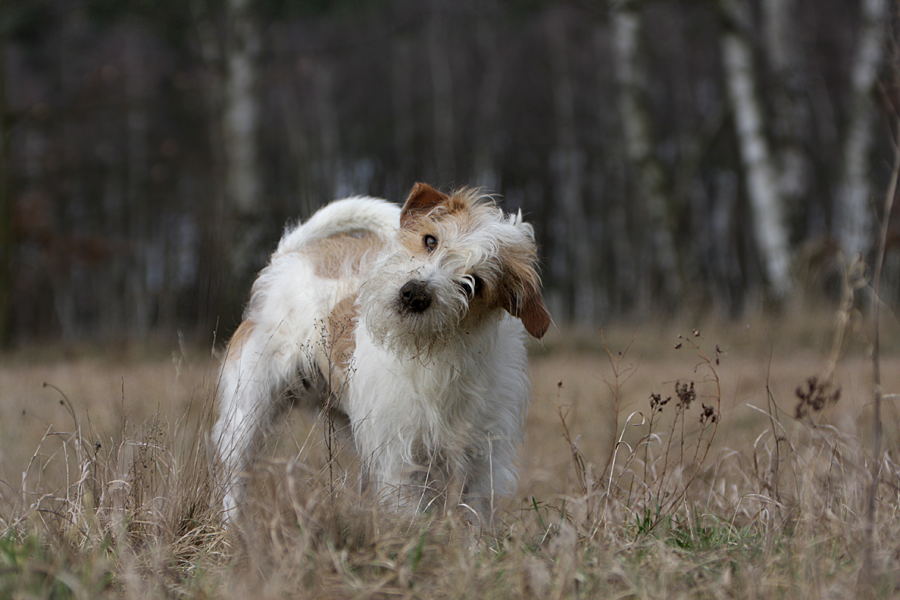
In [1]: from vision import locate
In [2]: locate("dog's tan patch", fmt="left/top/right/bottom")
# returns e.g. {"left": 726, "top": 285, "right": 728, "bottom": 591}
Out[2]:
{"left": 311, "top": 295, "right": 357, "bottom": 405}
{"left": 325, "top": 295, "right": 357, "bottom": 370}
{"left": 400, "top": 183, "right": 449, "bottom": 229}
{"left": 400, "top": 184, "right": 489, "bottom": 228}
{"left": 498, "top": 244, "right": 551, "bottom": 339}
{"left": 438, "top": 194, "right": 473, "bottom": 219}
{"left": 302, "top": 230, "right": 384, "bottom": 279}
{"left": 396, "top": 191, "right": 483, "bottom": 256}
{"left": 397, "top": 226, "right": 431, "bottom": 256}
{"left": 225, "top": 319, "right": 255, "bottom": 361}
{"left": 513, "top": 284, "right": 551, "bottom": 338}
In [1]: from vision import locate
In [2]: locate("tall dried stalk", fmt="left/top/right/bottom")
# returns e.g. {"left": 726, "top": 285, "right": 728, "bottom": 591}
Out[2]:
{"left": 860, "top": 114, "right": 900, "bottom": 596}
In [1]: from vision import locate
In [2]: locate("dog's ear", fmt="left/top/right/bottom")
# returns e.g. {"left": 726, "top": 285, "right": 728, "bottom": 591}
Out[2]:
{"left": 401, "top": 183, "right": 448, "bottom": 229}
{"left": 503, "top": 278, "right": 551, "bottom": 339}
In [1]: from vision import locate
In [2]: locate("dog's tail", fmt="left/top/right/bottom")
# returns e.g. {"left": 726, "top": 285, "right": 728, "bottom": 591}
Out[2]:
{"left": 276, "top": 196, "right": 401, "bottom": 254}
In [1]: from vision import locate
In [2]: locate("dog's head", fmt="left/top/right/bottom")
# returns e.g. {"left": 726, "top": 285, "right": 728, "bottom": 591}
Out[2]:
{"left": 360, "top": 183, "right": 550, "bottom": 356}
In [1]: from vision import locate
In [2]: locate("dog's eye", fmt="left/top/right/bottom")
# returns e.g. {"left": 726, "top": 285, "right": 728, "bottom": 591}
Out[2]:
{"left": 472, "top": 276, "right": 483, "bottom": 295}
{"left": 423, "top": 234, "right": 438, "bottom": 252}
{"left": 463, "top": 275, "right": 484, "bottom": 297}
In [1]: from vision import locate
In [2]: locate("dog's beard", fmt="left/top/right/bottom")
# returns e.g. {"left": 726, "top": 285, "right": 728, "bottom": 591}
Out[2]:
{"left": 358, "top": 253, "right": 472, "bottom": 360}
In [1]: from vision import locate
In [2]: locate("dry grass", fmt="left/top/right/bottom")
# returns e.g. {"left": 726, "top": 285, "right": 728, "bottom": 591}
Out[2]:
{"left": 2, "top": 307, "right": 900, "bottom": 599}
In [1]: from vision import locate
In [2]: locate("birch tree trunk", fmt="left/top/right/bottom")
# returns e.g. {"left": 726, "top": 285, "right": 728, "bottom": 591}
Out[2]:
{"left": 222, "top": 0, "right": 263, "bottom": 281}
{"left": 190, "top": 0, "right": 262, "bottom": 333}
{"left": 124, "top": 35, "right": 151, "bottom": 336}
{"left": 719, "top": 0, "right": 792, "bottom": 298}
{"left": 610, "top": 3, "right": 683, "bottom": 300}
{"left": 224, "top": 0, "right": 261, "bottom": 215}
{"left": 836, "top": 0, "right": 888, "bottom": 260}
{"left": 548, "top": 13, "right": 594, "bottom": 323}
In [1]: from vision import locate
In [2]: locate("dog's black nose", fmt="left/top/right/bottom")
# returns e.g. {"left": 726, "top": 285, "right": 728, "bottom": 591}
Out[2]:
{"left": 400, "top": 280, "right": 432, "bottom": 313}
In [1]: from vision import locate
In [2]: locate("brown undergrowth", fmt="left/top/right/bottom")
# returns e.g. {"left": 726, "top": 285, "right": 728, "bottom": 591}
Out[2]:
{"left": 1, "top": 304, "right": 900, "bottom": 598}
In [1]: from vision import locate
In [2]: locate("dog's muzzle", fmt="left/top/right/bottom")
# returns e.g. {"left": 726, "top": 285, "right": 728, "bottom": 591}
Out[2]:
{"left": 399, "top": 280, "right": 432, "bottom": 313}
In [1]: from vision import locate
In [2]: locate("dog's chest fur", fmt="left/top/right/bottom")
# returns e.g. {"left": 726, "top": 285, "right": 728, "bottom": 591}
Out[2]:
{"left": 346, "top": 314, "right": 529, "bottom": 487}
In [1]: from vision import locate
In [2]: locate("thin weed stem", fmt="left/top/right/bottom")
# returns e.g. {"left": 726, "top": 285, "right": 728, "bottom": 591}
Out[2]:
{"left": 860, "top": 113, "right": 900, "bottom": 597}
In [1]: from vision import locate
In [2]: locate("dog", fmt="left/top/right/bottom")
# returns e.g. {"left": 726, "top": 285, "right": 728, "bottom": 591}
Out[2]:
{"left": 212, "top": 183, "right": 550, "bottom": 524}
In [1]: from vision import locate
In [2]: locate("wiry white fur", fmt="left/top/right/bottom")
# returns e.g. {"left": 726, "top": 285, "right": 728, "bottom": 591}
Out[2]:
{"left": 276, "top": 195, "right": 399, "bottom": 252}
{"left": 213, "top": 196, "right": 398, "bottom": 518}
{"left": 349, "top": 317, "right": 528, "bottom": 513}
{"left": 213, "top": 189, "right": 545, "bottom": 524}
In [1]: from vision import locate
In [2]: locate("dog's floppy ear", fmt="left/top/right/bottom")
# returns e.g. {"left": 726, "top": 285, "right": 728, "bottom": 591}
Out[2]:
{"left": 401, "top": 183, "right": 448, "bottom": 229}
{"left": 503, "top": 277, "right": 551, "bottom": 339}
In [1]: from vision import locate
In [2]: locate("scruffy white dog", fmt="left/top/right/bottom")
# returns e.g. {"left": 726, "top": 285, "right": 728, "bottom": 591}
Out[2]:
{"left": 213, "top": 183, "right": 550, "bottom": 523}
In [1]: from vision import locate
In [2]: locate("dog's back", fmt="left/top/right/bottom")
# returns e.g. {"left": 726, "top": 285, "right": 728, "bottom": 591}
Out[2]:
{"left": 275, "top": 196, "right": 399, "bottom": 254}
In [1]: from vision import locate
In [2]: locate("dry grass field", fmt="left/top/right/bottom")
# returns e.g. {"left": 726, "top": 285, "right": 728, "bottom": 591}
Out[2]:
{"left": 2, "top": 309, "right": 900, "bottom": 599}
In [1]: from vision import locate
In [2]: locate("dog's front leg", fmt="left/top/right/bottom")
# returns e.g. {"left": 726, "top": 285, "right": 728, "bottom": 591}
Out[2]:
{"left": 459, "top": 429, "right": 523, "bottom": 529}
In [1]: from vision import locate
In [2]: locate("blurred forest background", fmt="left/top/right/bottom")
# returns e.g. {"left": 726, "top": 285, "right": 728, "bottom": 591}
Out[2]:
{"left": 0, "top": 0, "right": 898, "bottom": 347}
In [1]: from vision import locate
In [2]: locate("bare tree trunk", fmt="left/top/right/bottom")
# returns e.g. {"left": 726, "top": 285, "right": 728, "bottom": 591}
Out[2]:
{"left": 610, "top": 3, "right": 683, "bottom": 300}
{"left": 313, "top": 61, "right": 341, "bottom": 199}
{"left": 429, "top": 4, "right": 455, "bottom": 182}
{"left": 836, "top": 0, "right": 888, "bottom": 260}
{"left": 191, "top": 0, "right": 262, "bottom": 336}
{"left": 222, "top": 0, "right": 263, "bottom": 283}
{"left": 124, "top": 34, "right": 151, "bottom": 336}
{"left": 224, "top": 0, "right": 261, "bottom": 215}
{"left": 548, "top": 13, "right": 594, "bottom": 323}
{"left": 762, "top": 0, "right": 812, "bottom": 215}
{"left": 719, "top": 0, "right": 792, "bottom": 298}
{"left": 280, "top": 86, "right": 315, "bottom": 217}
{"left": 0, "top": 29, "right": 12, "bottom": 346}
{"left": 392, "top": 36, "right": 416, "bottom": 189}
{"left": 472, "top": 11, "right": 504, "bottom": 192}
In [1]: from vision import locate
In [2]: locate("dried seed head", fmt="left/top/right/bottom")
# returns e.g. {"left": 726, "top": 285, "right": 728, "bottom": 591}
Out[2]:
{"left": 794, "top": 376, "right": 841, "bottom": 420}
{"left": 675, "top": 381, "right": 696, "bottom": 410}
{"left": 700, "top": 403, "right": 717, "bottom": 424}
{"left": 649, "top": 392, "right": 670, "bottom": 412}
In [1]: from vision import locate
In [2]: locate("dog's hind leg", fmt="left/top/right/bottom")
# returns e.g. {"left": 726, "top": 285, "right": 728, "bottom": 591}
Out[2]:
{"left": 212, "top": 319, "right": 306, "bottom": 521}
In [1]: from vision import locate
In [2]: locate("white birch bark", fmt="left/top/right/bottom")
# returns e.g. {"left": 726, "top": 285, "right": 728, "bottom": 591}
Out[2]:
{"left": 223, "top": 0, "right": 261, "bottom": 217}
{"left": 218, "top": 0, "right": 265, "bottom": 290}
{"left": 611, "top": 5, "right": 682, "bottom": 298}
{"left": 191, "top": 0, "right": 264, "bottom": 309}
{"left": 836, "top": 0, "right": 888, "bottom": 259}
{"left": 719, "top": 0, "right": 792, "bottom": 297}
